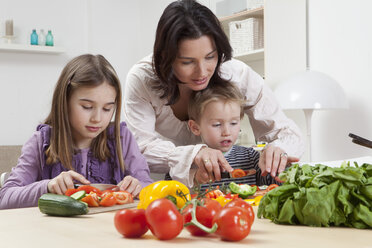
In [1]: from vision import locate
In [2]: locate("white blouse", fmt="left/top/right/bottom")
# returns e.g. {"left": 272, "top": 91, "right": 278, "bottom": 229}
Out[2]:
{"left": 124, "top": 54, "right": 304, "bottom": 187}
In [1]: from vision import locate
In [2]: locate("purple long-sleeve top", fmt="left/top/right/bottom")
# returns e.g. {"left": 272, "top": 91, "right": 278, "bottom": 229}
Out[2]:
{"left": 0, "top": 122, "right": 153, "bottom": 209}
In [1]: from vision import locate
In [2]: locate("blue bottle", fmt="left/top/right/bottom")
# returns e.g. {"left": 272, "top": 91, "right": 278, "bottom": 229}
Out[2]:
{"left": 45, "top": 30, "right": 54, "bottom": 46}
{"left": 30, "top": 29, "right": 38, "bottom": 45}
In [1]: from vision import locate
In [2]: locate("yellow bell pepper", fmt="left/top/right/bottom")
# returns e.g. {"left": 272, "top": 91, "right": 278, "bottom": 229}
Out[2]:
{"left": 254, "top": 195, "right": 263, "bottom": 206}
{"left": 244, "top": 195, "right": 263, "bottom": 206}
{"left": 213, "top": 195, "right": 232, "bottom": 207}
{"left": 244, "top": 199, "right": 255, "bottom": 205}
{"left": 137, "top": 180, "right": 191, "bottom": 209}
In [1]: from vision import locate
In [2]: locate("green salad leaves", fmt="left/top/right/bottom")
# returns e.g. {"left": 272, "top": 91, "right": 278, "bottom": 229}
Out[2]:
{"left": 257, "top": 162, "right": 372, "bottom": 228}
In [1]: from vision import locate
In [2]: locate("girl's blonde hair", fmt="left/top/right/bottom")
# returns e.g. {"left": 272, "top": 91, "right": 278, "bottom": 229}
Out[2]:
{"left": 44, "top": 54, "right": 124, "bottom": 171}
{"left": 188, "top": 82, "right": 246, "bottom": 123}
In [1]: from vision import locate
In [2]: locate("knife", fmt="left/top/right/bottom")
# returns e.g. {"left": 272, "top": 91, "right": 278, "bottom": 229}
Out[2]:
{"left": 349, "top": 133, "right": 372, "bottom": 149}
{"left": 74, "top": 183, "right": 119, "bottom": 191}
{"left": 221, "top": 169, "right": 256, "bottom": 179}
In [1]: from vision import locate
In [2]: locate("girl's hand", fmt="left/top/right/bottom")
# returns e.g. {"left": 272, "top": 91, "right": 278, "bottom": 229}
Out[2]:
{"left": 194, "top": 147, "right": 233, "bottom": 183}
{"left": 118, "top": 176, "right": 142, "bottom": 197}
{"left": 258, "top": 144, "right": 299, "bottom": 181}
{"left": 47, "top": 170, "right": 90, "bottom": 195}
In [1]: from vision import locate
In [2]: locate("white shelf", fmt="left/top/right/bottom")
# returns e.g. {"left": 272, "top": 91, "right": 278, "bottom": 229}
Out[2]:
{"left": 234, "top": 48, "right": 264, "bottom": 63}
{"left": 219, "top": 7, "right": 264, "bottom": 23}
{"left": 0, "top": 43, "right": 66, "bottom": 54}
{"left": 219, "top": 7, "right": 265, "bottom": 65}
{"left": 219, "top": 7, "right": 264, "bottom": 33}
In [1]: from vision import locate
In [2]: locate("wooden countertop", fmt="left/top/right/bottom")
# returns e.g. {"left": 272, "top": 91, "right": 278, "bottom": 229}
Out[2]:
{"left": 0, "top": 206, "right": 370, "bottom": 248}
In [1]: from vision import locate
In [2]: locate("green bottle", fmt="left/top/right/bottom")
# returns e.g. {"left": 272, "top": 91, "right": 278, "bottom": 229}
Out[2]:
{"left": 30, "top": 29, "right": 38, "bottom": 45}
{"left": 45, "top": 30, "right": 54, "bottom": 46}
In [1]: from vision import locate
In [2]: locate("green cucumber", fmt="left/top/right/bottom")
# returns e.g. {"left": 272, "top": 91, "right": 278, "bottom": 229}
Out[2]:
{"left": 70, "top": 190, "right": 86, "bottom": 200}
{"left": 38, "top": 193, "right": 88, "bottom": 217}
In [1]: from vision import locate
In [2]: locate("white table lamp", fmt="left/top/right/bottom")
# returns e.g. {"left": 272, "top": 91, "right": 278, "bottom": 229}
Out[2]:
{"left": 275, "top": 70, "right": 348, "bottom": 161}
{"left": 274, "top": 0, "right": 348, "bottom": 161}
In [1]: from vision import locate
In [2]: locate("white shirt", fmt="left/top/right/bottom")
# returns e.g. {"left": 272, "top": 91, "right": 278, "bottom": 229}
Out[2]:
{"left": 124, "top": 54, "right": 304, "bottom": 187}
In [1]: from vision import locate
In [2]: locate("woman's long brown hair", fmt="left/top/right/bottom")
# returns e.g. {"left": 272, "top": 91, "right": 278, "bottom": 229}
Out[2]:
{"left": 152, "top": 0, "right": 232, "bottom": 105}
{"left": 44, "top": 54, "right": 124, "bottom": 171}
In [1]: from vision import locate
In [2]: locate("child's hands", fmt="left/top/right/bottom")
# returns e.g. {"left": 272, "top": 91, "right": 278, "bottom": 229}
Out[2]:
{"left": 47, "top": 170, "right": 90, "bottom": 195}
{"left": 118, "top": 176, "right": 142, "bottom": 197}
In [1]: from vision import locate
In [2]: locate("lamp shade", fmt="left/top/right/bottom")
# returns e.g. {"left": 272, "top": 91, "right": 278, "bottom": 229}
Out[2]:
{"left": 274, "top": 70, "right": 349, "bottom": 110}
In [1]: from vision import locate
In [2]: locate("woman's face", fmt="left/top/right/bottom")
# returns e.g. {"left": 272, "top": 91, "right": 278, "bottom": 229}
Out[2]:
{"left": 172, "top": 35, "right": 218, "bottom": 92}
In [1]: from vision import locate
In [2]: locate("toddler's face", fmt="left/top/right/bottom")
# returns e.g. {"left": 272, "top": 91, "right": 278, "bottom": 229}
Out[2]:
{"left": 68, "top": 81, "right": 116, "bottom": 149}
{"left": 198, "top": 100, "right": 241, "bottom": 152}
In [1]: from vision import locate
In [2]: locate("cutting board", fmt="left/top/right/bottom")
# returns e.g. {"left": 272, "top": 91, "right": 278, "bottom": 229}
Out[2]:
{"left": 87, "top": 200, "right": 139, "bottom": 214}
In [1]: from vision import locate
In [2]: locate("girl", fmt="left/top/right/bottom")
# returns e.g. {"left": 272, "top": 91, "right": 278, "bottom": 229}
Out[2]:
{"left": 124, "top": 0, "right": 303, "bottom": 188}
{"left": 0, "top": 54, "right": 153, "bottom": 209}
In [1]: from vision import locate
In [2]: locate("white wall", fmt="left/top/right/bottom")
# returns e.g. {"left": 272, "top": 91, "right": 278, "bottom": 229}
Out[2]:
{"left": 266, "top": 0, "right": 372, "bottom": 162}
{"left": 308, "top": 0, "right": 372, "bottom": 161}
{"left": 264, "top": 0, "right": 308, "bottom": 159}
{"left": 0, "top": 0, "right": 88, "bottom": 145}
{"left": 2, "top": 0, "right": 371, "bottom": 164}
{"left": 0, "top": 0, "right": 214, "bottom": 146}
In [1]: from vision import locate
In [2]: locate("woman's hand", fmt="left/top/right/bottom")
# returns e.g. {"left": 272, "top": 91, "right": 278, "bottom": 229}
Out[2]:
{"left": 258, "top": 144, "right": 299, "bottom": 181}
{"left": 194, "top": 147, "right": 233, "bottom": 184}
{"left": 47, "top": 170, "right": 90, "bottom": 195}
{"left": 118, "top": 176, "right": 142, "bottom": 197}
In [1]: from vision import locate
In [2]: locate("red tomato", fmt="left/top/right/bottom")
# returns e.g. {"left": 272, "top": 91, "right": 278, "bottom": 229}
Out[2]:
{"left": 81, "top": 192, "right": 100, "bottom": 207}
{"left": 224, "top": 193, "right": 239, "bottom": 200}
{"left": 190, "top": 194, "right": 198, "bottom": 199}
{"left": 206, "top": 189, "right": 223, "bottom": 199}
{"left": 101, "top": 189, "right": 114, "bottom": 198}
{"left": 114, "top": 191, "right": 133, "bottom": 205}
{"left": 64, "top": 188, "right": 79, "bottom": 196}
{"left": 114, "top": 209, "right": 148, "bottom": 238}
{"left": 205, "top": 190, "right": 216, "bottom": 199}
{"left": 77, "top": 185, "right": 102, "bottom": 196}
{"left": 213, "top": 207, "right": 251, "bottom": 241}
{"left": 267, "top": 184, "right": 279, "bottom": 191}
{"left": 99, "top": 192, "right": 116, "bottom": 207}
{"left": 182, "top": 204, "right": 213, "bottom": 236}
{"left": 231, "top": 169, "right": 246, "bottom": 178}
{"left": 145, "top": 198, "right": 183, "bottom": 240}
{"left": 224, "top": 198, "right": 255, "bottom": 224}
{"left": 202, "top": 198, "right": 222, "bottom": 218}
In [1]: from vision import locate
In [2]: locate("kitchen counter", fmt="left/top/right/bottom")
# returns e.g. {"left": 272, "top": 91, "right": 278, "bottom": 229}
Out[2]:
{"left": 0, "top": 206, "right": 370, "bottom": 248}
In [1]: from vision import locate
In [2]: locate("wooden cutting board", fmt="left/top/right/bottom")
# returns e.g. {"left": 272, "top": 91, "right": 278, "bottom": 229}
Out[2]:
{"left": 87, "top": 200, "right": 139, "bottom": 214}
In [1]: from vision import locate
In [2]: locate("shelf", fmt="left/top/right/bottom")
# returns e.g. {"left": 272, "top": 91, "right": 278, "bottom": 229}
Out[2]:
{"left": 219, "top": 7, "right": 264, "bottom": 23}
{"left": 0, "top": 43, "right": 66, "bottom": 54}
{"left": 220, "top": 7, "right": 264, "bottom": 35}
{"left": 234, "top": 48, "right": 264, "bottom": 63}
{"left": 219, "top": 7, "right": 265, "bottom": 64}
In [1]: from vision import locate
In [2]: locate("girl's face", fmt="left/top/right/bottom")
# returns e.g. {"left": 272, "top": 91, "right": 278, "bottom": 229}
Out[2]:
{"left": 172, "top": 35, "right": 218, "bottom": 92}
{"left": 193, "top": 100, "right": 241, "bottom": 153}
{"left": 68, "top": 81, "right": 116, "bottom": 149}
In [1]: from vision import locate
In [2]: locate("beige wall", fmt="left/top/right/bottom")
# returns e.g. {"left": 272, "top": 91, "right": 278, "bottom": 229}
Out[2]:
{"left": 0, "top": 146, "right": 21, "bottom": 174}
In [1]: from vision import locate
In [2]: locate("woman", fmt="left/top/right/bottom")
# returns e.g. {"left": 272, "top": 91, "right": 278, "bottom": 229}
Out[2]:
{"left": 124, "top": 0, "right": 304, "bottom": 188}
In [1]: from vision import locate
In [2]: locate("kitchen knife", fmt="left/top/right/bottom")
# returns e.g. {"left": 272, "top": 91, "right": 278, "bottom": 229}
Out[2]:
{"left": 74, "top": 183, "right": 119, "bottom": 191}
{"left": 221, "top": 169, "right": 256, "bottom": 179}
{"left": 349, "top": 133, "right": 372, "bottom": 149}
